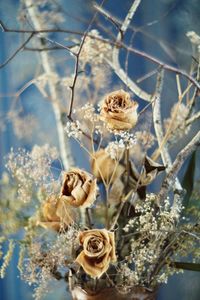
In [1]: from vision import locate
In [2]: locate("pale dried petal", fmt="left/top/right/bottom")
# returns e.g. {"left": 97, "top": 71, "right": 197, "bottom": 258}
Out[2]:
{"left": 100, "top": 89, "right": 138, "bottom": 131}
{"left": 60, "top": 168, "right": 97, "bottom": 208}
{"left": 76, "top": 229, "right": 116, "bottom": 278}
{"left": 39, "top": 194, "right": 75, "bottom": 231}
{"left": 91, "top": 149, "right": 125, "bottom": 183}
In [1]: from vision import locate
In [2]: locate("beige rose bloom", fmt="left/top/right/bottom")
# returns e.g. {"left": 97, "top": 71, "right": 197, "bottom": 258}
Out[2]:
{"left": 100, "top": 89, "right": 138, "bottom": 130}
{"left": 75, "top": 229, "right": 116, "bottom": 278}
{"left": 60, "top": 168, "right": 97, "bottom": 208}
{"left": 91, "top": 149, "right": 125, "bottom": 183}
{"left": 39, "top": 195, "right": 75, "bottom": 231}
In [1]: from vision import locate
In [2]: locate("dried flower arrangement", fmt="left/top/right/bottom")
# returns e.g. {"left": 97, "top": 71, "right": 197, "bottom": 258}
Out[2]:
{"left": 0, "top": 1, "right": 200, "bottom": 300}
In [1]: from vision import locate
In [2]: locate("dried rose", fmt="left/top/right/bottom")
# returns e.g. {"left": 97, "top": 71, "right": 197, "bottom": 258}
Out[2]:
{"left": 60, "top": 168, "right": 97, "bottom": 208}
{"left": 100, "top": 89, "right": 138, "bottom": 130}
{"left": 39, "top": 195, "right": 75, "bottom": 231}
{"left": 91, "top": 149, "right": 125, "bottom": 183}
{"left": 75, "top": 229, "right": 116, "bottom": 278}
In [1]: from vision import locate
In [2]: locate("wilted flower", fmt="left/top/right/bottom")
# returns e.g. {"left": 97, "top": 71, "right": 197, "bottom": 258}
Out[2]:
{"left": 75, "top": 229, "right": 116, "bottom": 278}
{"left": 39, "top": 195, "right": 75, "bottom": 231}
{"left": 91, "top": 148, "right": 125, "bottom": 183}
{"left": 130, "top": 156, "right": 165, "bottom": 199}
{"left": 100, "top": 89, "right": 138, "bottom": 130}
{"left": 60, "top": 168, "right": 97, "bottom": 208}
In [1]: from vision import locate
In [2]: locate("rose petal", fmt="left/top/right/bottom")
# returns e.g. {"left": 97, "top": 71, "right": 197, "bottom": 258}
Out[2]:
{"left": 81, "top": 179, "right": 97, "bottom": 208}
{"left": 75, "top": 252, "right": 106, "bottom": 278}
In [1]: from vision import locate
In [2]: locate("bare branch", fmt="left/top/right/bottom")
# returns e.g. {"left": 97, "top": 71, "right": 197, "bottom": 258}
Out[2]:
{"left": 159, "top": 130, "right": 200, "bottom": 201}
{"left": 124, "top": 43, "right": 200, "bottom": 90}
{"left": 110, "top": 0, "right": 152, "bottom": 101}
{"left": 68, "top": 0, "right": 107, "bottom": 119}
{"left": 152, "top": 68, "right": 182, "bottom": 194}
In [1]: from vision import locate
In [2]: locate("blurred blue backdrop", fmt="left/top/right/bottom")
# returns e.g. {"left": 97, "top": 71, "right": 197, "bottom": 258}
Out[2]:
{"left": 0, "top": 0, "right": 200, "bottom": 299}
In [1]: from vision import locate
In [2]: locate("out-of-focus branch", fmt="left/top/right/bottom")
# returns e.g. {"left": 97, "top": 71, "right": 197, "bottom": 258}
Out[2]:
{"left": 25, "top": 0, "right": 73, "bottom": 170}
{"left": 152, "top": 69, "right": 182, "bottom": 190}
{"left": 159, "top": 130, "right": 200, "bottom": 201}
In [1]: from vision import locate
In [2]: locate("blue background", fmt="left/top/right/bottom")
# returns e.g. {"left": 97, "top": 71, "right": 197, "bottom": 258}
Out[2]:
{"left": 0, "top": 0, "right": 200, "bottom": 299}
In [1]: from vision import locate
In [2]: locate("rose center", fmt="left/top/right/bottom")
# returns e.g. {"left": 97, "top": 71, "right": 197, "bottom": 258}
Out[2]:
{"left": 107, "top": 96, "right": 127, "bottom": 112}
{"left": 114, "top": 96, "right": 125, "bottom": 107}
{"left": 87, "top": 237, "right": 104, "bottom": 253}
{"left": 62, "top": 173, "right": 83, "bottom": 196}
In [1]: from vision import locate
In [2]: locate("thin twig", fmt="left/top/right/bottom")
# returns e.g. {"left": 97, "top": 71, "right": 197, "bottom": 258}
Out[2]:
{"left": 124, "top": 43, "right": 200, "bottom": 91}
{"left": 136, "top": 68, "right": 158, "bottom": 83}
{"left": 0, "top": 33, "right": 34, "bottom": 69}
{"left": 152, "top": 82, "right": 193, "bottom": 161}
{"left": 94, "top": 4, "right": 122, "bottom": 34}
{"left": 68, "top": 0, "right": 107, "bottom": 118}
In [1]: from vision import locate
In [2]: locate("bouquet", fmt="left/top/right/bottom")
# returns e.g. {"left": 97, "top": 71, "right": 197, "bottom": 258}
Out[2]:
{"left": 0, "top": 1, "right": 200, "bottom": 299}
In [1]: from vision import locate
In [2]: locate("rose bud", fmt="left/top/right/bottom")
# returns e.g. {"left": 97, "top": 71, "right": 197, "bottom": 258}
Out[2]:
{"left": 39, "top": 194, "right": 75, "bottom": 231}
{"left": 91, "top": 148, "right": 125, "bottom": 183}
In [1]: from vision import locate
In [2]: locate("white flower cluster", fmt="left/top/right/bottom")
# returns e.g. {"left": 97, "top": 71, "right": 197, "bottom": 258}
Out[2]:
{"left": 79, "top": 103, "right": 99, "bottom": 122}
{"left": 105, "top": 140, "right": 125, "bottom": 160}
{"left": 123, "top": 194, "right": 176, "bottom": 285}
{"left": 65, "top": 120, "right": 82, "bottom": 139}
{"left": 114, "top": 131, "right": 136, "bottom": 147}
